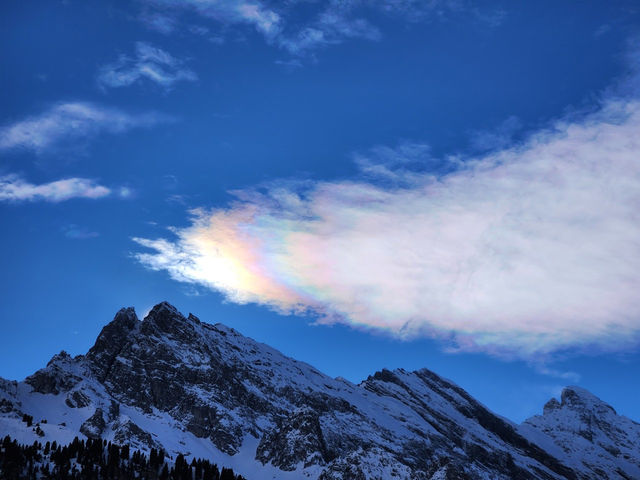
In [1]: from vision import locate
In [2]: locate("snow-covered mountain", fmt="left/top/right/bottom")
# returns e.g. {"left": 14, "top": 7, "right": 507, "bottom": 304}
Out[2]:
{"left": 0, "top": 302, "right": 637, "bottom": 479}
{"left": 520, "top": 387, "right": 640, "bottom": 479}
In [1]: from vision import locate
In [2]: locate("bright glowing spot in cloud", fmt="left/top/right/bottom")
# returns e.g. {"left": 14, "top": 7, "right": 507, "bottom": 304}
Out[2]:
{"left": 134, "top": 97, "right": 640, "bottom": 357}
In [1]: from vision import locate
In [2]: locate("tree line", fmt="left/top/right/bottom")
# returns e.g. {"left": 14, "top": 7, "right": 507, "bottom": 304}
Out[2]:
{"left": 0, "top": 435, "right": 247, "bottom": 480}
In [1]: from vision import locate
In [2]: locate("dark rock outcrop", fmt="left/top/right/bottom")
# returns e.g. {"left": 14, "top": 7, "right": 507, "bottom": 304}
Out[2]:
{"left": 87, "top": 307, "right": 139, "bottom": 381}
{"left": 80, "top": 408, "right": 106, "bottom": 439}
{"left": 256, "top": 407, "right": 330, "bottom": 470}
{"left": 25, "top": 351, "right": 81, "bottom": 395}
{"left": 113, "top": 419, "right": 162, "bottom": 451}
{"left": 65, "top": 390, "right": 91, "bottom": 408}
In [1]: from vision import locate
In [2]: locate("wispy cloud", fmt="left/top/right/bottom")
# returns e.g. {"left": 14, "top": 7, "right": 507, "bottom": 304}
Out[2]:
{"left": 139, "top": 11, "right": 178, "bottom": 34}
{"left": 62, "top": 224, "right": 100, "bottom": 240}
{"left": 274, "top": 58, "right": 303, "bottom": 71}
{"left": 97, "top": 42, "right": 197, "bottom": 91}
{"left": 0, "top": 102, "right": 170, "bottom": 153}
{"left": 534, "top": 366, "right": 581, "bottom": 383}
{"left": 134, "top": 73, "right": 640, "bottom": 357}
{"left": 279, "top": 10, "right": 381, "bottom": 55}
{"left": 0, "top": 175, "right": 111, "bottom": 202}
{"left": 140, "top": 0, "right": 502, "bottom": 56}
{"left": 143, "top": 0, "right": 281, "bottom": 39}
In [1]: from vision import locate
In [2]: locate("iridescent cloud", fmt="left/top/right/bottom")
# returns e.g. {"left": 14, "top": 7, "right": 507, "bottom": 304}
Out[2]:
{"left": 134, "top": 95, "right": 640, "bottom": 356}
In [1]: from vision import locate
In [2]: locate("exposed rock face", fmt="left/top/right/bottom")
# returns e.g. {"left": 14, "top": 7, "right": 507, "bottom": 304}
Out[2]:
{"left": 25, "top": 351, "right": 81, "bottom": 394}
{"left": 521, "top": 386, "right": 640, "bottom": 480}
{"left": 90, "top": 302, "right": 261, "bottom": 455}
{"left": 108, "top": 400, "right": 119, "bottom": 421}
{"left": 112, "top": 419, "right": 161, "bottom": 451}
{"left": 0, "top": 399, "right": 13, "bottom": 414}
{"left": 543, "top": 398, "right": 561, "bottom": 415}
{"left": 86, "top": 307, "right": 140, "bottom": 382}
{"left": 0, "top": 302, "right": 637, "bottom": 479}
{"left": 66, "top": 390, "right": 91, "bottom": 408}
{"left": 256, "top": 407, "right": 329, "bottom": 470}
{"left": 80, "top": 408, "right": 106, "bottom": 439}
{"left": 0, "top": 379, "right": 17, "bottom": 414}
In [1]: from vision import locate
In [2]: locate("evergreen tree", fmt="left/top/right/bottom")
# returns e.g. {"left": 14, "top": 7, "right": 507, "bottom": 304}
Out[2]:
{"left": 159, "top": 463, "right": 170, "bottom": 480}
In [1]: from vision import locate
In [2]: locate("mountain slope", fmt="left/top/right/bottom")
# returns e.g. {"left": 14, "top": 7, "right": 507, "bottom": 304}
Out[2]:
{"left": 0, "top": 302, "right": 635, "bottom": 479}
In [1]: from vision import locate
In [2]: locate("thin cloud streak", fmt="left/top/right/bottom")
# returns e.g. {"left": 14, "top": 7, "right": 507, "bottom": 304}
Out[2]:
{"left": 140, "top": 0, "right": 501, "bottom": 56}
{"left": 144, "top": 0, "right": 281, "bottom": 38}
{"left": 0, "top": 102, "right": 170, "bottom": 153}
{"left": 0, "top": 175, "right": 111, "bottom": 202}
{"left": 97, "top": 42, "right": 197, "bottom": 90}
{"left": 62, "top": 224, "right": 100, "bottom": 240}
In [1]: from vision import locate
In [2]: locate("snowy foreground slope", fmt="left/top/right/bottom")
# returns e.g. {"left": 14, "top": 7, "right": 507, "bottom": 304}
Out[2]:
{"left": 1, "top": 303, "right": 638, "bottom": 479}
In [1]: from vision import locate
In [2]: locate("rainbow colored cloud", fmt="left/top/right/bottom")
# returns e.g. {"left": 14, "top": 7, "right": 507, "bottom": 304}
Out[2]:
{"left": 134, "top": 96, "right": 640, "bottom": 357}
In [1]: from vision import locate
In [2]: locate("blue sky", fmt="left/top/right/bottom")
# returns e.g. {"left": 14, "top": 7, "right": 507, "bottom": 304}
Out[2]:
{"left": 2, "top": 0, "right": 640, "bottom": 423}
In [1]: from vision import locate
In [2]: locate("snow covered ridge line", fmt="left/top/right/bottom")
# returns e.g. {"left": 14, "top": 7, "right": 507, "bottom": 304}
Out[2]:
{"left": 1, "top": 302, "right": 639, "bottom": 480}
{"left": 0, "top": 433, "right": 247, "bottom": 479}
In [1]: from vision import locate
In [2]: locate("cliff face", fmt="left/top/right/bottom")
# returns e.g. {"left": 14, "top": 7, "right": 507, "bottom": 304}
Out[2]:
{"left": 0, "top": 302, "right": 636, "bottom": 479}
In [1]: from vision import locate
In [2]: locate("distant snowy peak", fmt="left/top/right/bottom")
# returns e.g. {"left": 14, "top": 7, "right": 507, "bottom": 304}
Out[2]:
{"left": 543, "top": 386, "right": 617, "bottom": 417}
{"left": 1, "top": 302, "right": 638, "bottom": 480}
{"left": 521, "top": 387, "right": 640, "bottom": 480}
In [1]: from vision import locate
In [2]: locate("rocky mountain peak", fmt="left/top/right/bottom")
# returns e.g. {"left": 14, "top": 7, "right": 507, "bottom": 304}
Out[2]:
{"left": 25, "top": 350, "right": 82, "bottom": 395}
{"left": 46, "top": 350, "right": 72, "bottom": 367}
{"left": 113, "top": 306, "right": 139, "bottom": 325}
{"left": 521, "top": 387, "right": 640, "bottom": 480}
{"left": 145, "top": 301, "right": 180, "bottom": 319}
{"left": 89, "top": 307, "right": 139, "bottom": 352}
{"left": 538, "top": 386, "right": 618, "bottom": 418}
{"left": 559, "top": 386, "right": 617, "bottom": 415}
{"left": 87, "top": 306, "right": 140, "bottom": 381}
{"left": 366, "top": 367, "right": 400, "bottom": 385}
{"left": 141, "top": 301, "right": 189, "bottom": 331}
{"left": 138, "top": 302, "right": 205, "bottom": 348}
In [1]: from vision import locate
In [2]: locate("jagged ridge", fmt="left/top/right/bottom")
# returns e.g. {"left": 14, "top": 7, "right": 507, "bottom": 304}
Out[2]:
{"left": 1, "top": 302, "right": 638, "bottom": 480}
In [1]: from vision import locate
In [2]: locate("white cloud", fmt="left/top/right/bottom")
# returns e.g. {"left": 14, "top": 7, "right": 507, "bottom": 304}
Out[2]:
{"left": 144, "top": 0, "right": 282, "bottom": 38}
{"left": 140, "top": 0, "right": 498, "bottom": 56}
{"left": 279, "top": 11, "right": 381, "bottom": 54}
{"left": 0, "top": 175, "right": 111, "bottom": 202}
{"left": 236, "top": 2, "right": 281, "bottom": 37}
{"left": 134, "top": 91, "right": 640, "bottom": 357}
{"left": 97, "top": 42, "right": 197, "bottom": 90}
{"left": 0, "top": 102, "right": 170, "bottom": 153}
